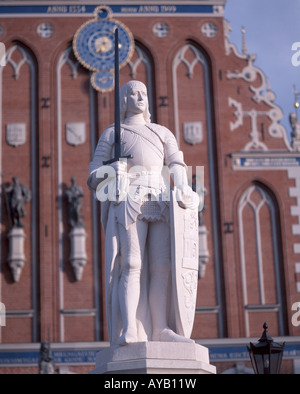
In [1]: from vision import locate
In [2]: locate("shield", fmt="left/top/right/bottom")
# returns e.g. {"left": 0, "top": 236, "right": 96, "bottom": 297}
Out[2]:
{"left": 183, "top": 122, "right": 203, "bottom": 145}
{"left": 170, "top": 188, "right": 199, "bottom": 338}
{"left": 6, "top": 123, "right": 26, "bottom": 147}
{"left": 66, "top": 122, "right": 86, "bottom": 146}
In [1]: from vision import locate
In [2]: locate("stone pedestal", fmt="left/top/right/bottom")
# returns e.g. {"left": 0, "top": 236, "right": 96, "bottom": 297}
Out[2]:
{"left": 90, "top": 342, "right": 216, "bottom": 374}
{"left": 292, "top": 138, "right": 300, "bottom": 152}
{"left": 7, "top": 227, "right": 26, "bottom": 282}
{"left": 69, "top": 227, "right": 87, "bottom": 281}
{"left": 198, "top": 225, "right": 210, "bottom": 278}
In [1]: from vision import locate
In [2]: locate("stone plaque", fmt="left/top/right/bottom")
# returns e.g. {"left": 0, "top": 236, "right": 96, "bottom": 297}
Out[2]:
{"left": 183, "top": 122, "right": 203, "bottom": 145}
{"left": 6, "top": 123, "right": 26, "bottom": 147}
{"left": 66, "top": 122, "right": 86, "bottom": 146}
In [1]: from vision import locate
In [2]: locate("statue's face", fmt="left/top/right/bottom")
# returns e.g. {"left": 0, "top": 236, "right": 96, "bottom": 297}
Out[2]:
{"left": 126, "top": 83, "right": 148, "bottom": 115}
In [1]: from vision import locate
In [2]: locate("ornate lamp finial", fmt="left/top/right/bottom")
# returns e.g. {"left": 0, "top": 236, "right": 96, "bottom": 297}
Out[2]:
{"left": 241, "top": 26, "right": 247, "bottom": 55}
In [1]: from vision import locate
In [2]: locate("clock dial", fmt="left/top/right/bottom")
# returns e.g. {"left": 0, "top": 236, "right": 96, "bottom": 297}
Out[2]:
{"left": 95, "top": 36, "right": 113, "bottom": 53}
{"left": 91, "top": 70, "right": 114, "bottom": 92}
{"left": 73, "top": 18, "right": 134, "bottom": 72}
{"left": 95, "top": 5, "right": 112, "bottom": 20}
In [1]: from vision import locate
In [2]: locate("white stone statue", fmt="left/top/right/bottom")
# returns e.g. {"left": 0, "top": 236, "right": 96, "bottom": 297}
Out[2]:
{"left": 289, "top": 112, "right": 300, "bottom": 151}
{"left": 88, "top": 80, "right": 199, "bottom": 345}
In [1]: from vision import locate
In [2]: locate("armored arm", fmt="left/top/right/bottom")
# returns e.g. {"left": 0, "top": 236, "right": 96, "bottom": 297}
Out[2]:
{"left": 87, "top": 127, "right": 114, "bottom": 191}
{"left": 164, "top": 129, "right": 199, "bottom": 210}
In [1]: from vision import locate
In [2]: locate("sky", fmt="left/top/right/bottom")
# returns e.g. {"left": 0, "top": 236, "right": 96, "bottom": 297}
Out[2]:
{"left": 224, "top": 0, "right": 300, "bottom": 140}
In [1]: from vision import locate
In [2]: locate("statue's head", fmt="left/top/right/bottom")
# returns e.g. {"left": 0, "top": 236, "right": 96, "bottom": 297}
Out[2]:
{"left": 120, "top": 80, "right": 151, "bottom": 123}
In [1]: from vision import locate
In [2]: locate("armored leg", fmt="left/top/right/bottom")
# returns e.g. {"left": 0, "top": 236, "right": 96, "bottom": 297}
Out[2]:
{"left": 117, "top": 219, "right": 148, "bottom": 345}
{"left": 148, "top": 220, "right": 194, "bottom": 343}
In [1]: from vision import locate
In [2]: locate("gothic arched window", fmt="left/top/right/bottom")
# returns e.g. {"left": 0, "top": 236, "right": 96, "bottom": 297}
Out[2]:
{"left": 238, "top": 183, "right": 286, "bottom": 336}
{"left": 0, "top": 43, "right": 38, "bottom": 342}
{"left": 172, "top": 42, "right": 225, "bottom": 337}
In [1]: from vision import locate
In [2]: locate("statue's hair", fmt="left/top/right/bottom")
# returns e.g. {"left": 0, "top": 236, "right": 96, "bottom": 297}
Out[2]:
{"left": 120, "top": 80, "right": 151, "bottom": 123}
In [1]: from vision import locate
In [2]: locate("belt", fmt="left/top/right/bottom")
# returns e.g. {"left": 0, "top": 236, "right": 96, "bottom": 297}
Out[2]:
{"left": 128, "top": 171, "right": 163, "bottom": 190}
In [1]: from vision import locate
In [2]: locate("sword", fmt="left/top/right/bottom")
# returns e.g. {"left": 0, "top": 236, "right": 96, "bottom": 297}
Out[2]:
{"left": 103, "top": 28, "right": 132, "bottom": 199}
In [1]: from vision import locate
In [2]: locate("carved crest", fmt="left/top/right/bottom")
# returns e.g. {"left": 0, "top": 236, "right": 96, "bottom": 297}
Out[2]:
{"left": 183, "top": 122, "right": 203, "bottom": 145}
{"left": 66, "top": 122, "right": 86, "bottom": 146}
{"left": 6, "top": 123, "right": 26, "bottom": 147}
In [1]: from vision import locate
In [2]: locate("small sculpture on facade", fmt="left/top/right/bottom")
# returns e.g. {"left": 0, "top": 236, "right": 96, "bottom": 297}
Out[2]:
{"left": 39, "top": 342, "right": 57, "bottom": 374}
{"left": 65, "top": 176, "right": 84, "bottom": 229}
{"left": 289, "top": 112, "right": 300, "bottom": 151}
{"left": 4, "top": 177, "right": 31, "bottom": 282}
{"left": 65, "top": 177, "right": 87, "bottom": 281}
{"left": 4, "top": 176, "right": 31, "bottom": 228}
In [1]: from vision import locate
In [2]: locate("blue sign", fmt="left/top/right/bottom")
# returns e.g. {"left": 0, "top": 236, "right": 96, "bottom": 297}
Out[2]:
{"left": 1, "top": 342, "right": 300, "bottom": 366}
{"left": 210, "top": 342, "right": 300, "bottom": 362}
{"left": 0, "top": 351, "right": 39, "bottom": 365}
{"left": 209, "top": 346, "right": 250, "bottom": 362}
{"left": 0, "top": 4, "right": 214, "bottom": 16}
{"left": 233, "top": 155, "right": 300, "bottom": 170}
{"left": 52, "top": 349, "right": 98, "bottom": 364}
{"left": 0, "top": 348, "right": 98, "bottom": 366}
{"left": 239, "top": 157, "right": 300, "bottom": 168}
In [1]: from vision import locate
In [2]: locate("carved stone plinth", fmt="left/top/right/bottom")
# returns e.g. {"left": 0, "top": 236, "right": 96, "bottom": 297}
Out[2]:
{"left": 69, "top": 227, "right": 87, "bottom": 281}
{"left": 7, "top": 227, "right": 26, "bottom": 282}
{"left": 292, "top": 138, "right": 300, "bottom": 152}
{"left": 90, "top": 342, "right": 216, "bottom": 374}
{"left": 198, "top": 225, "right": 210, "bottom": 278}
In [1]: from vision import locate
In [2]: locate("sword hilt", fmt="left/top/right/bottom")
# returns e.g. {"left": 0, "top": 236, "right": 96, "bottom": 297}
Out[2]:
{"left": 103, "top": 154, "right": 133, "bottom": 165}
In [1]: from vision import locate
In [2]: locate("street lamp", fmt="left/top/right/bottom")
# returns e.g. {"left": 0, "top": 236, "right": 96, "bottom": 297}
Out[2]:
{"left": 247, "top": 322, "right": 285, "bottom": 374}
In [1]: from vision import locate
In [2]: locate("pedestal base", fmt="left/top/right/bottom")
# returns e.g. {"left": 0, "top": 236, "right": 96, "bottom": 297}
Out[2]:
{"left": 7, "top": 227, "right": 26, "bottom": 282}
{"left": 90, "top": 342, "right": 216, "bottom": 374}
{"left": 69, "top": 227, "right": 87, "bottom": 281}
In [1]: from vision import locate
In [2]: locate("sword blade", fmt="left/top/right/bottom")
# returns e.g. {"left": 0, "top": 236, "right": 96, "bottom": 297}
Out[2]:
{"left": 114, "top": 27, "right": 121, "bottom": 160}
{"left": 102, "top": 27, "right": 132, "bottom": 203}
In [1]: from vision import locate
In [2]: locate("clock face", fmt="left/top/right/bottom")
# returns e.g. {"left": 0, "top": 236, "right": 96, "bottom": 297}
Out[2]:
{"left": 91, "top": 70, "right": 114, "bottom": 92}
{"left": 73, "top": 18, "right": 134, "bottom": 72}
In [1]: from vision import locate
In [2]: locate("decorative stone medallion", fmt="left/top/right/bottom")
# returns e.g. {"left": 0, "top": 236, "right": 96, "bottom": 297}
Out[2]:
{"left": 66, "top": 122, "right": 86, "bottom": 146}
{"left": 6, "top": 123, "right": 26, "bottom": 147}
{"left": 183, "top": 122, "right": 203, "bottom": 145}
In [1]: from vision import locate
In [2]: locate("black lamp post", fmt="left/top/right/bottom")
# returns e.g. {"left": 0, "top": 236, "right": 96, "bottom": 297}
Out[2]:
{"left": 247, "top": 322, "right": 285, "bottom": 374}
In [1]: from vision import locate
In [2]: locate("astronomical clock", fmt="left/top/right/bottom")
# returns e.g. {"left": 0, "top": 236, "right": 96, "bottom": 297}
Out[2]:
{"left": 73, "top": 5, "right": 134, "bottom": 92}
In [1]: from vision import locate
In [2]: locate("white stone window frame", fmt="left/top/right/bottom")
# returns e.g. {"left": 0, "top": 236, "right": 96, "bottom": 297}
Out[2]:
{"left": 172, "top": 43, "right": 225, "bottom": 336}
{"left": 0, "top": 44, "right": 38, "bottom": 342}
{"left": 238, "top": 184, "right": 285, "bottom": 336}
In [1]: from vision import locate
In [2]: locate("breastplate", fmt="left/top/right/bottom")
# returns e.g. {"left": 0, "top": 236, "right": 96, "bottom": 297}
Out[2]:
{"left": 121, "top": 125, "right": 164, "bottom": 170}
